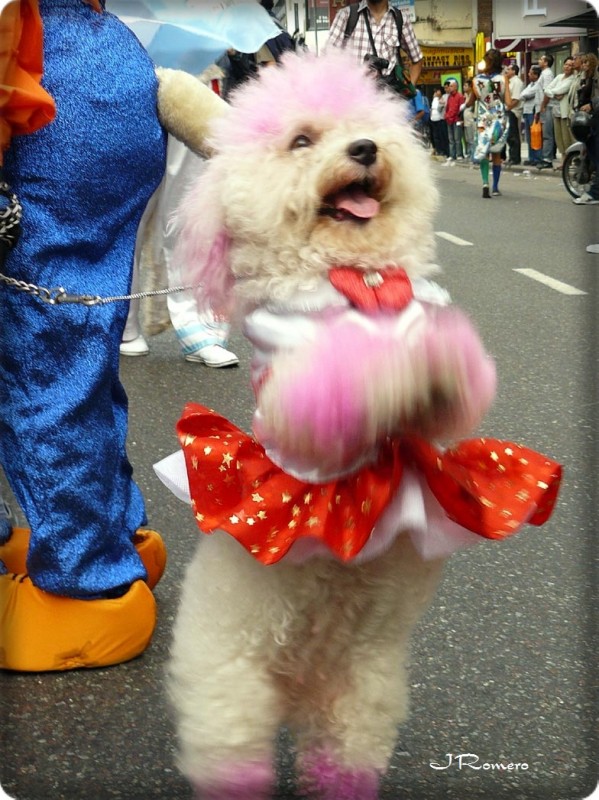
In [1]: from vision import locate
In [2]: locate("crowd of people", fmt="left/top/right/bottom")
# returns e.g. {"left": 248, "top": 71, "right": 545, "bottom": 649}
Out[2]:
{"left": 425, "top": 50, "right": 595, "bottom": 169}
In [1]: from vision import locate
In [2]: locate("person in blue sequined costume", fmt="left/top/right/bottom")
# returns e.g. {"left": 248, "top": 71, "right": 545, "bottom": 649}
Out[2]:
{"left": 0, "top": 0, "right": 166, "bottom": 599}
{"left": 0, "top": 0, "right": 231, "bottom": 671}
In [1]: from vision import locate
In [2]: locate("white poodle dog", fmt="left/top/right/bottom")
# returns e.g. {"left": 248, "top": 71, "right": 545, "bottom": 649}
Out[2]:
{"left": 160, "top": 51, "right": 560, "bottom": 800}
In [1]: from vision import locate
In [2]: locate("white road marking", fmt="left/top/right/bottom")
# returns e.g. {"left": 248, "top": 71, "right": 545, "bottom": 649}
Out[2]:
{"left": 435, "top": 232, "right": 473, "bottom": 246}
{"left": 513, "top": 268, "right": 587, "bottom": 296}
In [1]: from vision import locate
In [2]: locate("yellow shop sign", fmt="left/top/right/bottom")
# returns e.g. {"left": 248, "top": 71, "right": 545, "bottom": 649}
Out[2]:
{"left": 421, "top": 47, "right": 474, "bottom": 68}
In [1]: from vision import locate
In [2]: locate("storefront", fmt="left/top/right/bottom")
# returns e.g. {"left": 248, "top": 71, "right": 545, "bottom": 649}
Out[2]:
{"left": 418, "top": 46, "right": 475, "bottom": 90}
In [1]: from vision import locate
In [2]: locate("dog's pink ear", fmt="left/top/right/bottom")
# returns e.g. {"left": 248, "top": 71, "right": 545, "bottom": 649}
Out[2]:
{"left": 172, "top": 162, "right": 235, "bottom": 316}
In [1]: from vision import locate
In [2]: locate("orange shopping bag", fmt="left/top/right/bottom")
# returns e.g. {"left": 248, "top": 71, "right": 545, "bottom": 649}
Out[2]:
{"left": 530, "top": 118, "right": 543, "bottom": 151}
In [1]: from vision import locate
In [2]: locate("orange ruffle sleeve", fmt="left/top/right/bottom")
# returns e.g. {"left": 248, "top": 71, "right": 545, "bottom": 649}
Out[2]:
{"left": 0, "top": 0, "right": 56, "bottom": 162}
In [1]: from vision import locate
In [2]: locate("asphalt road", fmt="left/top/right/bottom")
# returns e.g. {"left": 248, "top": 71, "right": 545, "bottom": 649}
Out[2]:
{"left": 1, "top": 159, "right": 597, "bottom": 800}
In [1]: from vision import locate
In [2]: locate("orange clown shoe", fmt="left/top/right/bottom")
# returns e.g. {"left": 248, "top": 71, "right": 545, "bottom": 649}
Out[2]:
{"left": 132, "top": 529, "right": 168, "bottom": 589}
{"left": 0, "top": 527, "right": 167, "bottom": 590}
{"left": 0, "top": 575, "right": 156, "bottom": 672}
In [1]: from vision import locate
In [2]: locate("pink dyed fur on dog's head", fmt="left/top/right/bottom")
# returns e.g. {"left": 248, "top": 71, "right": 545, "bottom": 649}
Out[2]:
{"left": 173, "top": 49, "right": 440, "bottom": 314}
{"left": 215, "top": 50, "right": 407, "bottom": 149}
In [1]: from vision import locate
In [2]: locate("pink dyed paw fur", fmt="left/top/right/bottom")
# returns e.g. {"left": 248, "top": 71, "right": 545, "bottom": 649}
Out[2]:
{"left": 192, "top": 761, "right": 273, "bottom": 800}
{"left": 257, "top": 305, "right": 496, "bottom": 468}
{"left": 299, "top": 751, "right": 379, "bottom": 800}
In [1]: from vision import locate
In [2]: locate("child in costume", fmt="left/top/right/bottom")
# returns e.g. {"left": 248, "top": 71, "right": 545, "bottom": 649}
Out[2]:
{"left": 0, "top": 0, "right": 230, "bottom": 672}
{"left": 471, "top": 48, "right": 511, "bottom": 198}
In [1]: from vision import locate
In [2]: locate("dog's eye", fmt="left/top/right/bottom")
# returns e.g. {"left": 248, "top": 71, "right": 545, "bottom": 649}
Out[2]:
{"left": 290, "top": 134, "right": 313, "bottom": 149}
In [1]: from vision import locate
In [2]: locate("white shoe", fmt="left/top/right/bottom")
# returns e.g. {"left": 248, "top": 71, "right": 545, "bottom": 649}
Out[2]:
{"left": 120, "top": 335, "right": 149, "bottom": 356}
{"left": 586, "top": 244, "right": 599, "bottom": 254}
{"left": 184, "top": 344, "right": 239, "bottom": 368}
{"left": 572, "top": 193, "right": 599, "bottom": 205}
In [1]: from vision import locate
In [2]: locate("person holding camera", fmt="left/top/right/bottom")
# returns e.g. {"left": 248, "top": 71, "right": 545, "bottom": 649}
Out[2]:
{"left": 326, "top": 0, "right": 423, "bottom": 87}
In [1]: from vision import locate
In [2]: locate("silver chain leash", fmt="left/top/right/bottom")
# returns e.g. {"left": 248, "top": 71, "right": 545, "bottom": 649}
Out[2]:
{"left": 0, "top": 181, "right": 22, "bottom": 250}
{"left": 0, "top": 273, "right": 197, "bottom": 306}
{"left": 0, "top": 272, "right": 197, "bottom": 306}
{"left": 0, "top": 180, "right": 199, "bottom": 306}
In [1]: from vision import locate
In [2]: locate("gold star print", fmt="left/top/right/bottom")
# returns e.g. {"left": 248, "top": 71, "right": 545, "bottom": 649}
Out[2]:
{"left": 292, "top": 505, "right": 300, "bottom": 517}
{"left": 191, "top": 456, "right": 199, "bottom": 470}
{"left": 252, "top": 493, "right": 264, "bottom": 503}
{"left": 257, "top": 511, "right": 267, "bottom": 520}
{"left": 268, "top": 546, "right": 281, "bottom": 555}
{"left": 504, "top": 447, "right": 514, "bottom": 456}
{"left": 303, "top": 492, "right": 313, "bottom": 505}
{"left": 288, "top": 520, "right": 297, "bottom": 529}
{"left": 184, "top": 434, "right": 196, "bottom": 447}
{"left": 247, "top": 518, "right": 255, "bottom": 526}
{"left": 306, "top": 516, "right": 319, "bottom": 528}
{"left": 229, "top": 515, "right": 240, "bottom": 524}
{"left": 516, "top": 489, "right": 530, "bottom": 502}
{"left": 204, "top": 446, "right": 212, "bottom": 455}
{"left": 282, "top": 492, "right": 292, "bottom": 503}
{"left": 251, "top": 545, "right": 261, "bottom": 554}
{"left": 480, "top": 496, "right": 496, "bottom": 508}
{"left": 222, "top": 453, "right": 234, "bottom": 467}
{"left": 537, "top": 481, "right": 548, "bottom": 490}
{"left": 490, "top": 451, "right": 499, "bottom": 462}
{"left": 361, "top": 499, "right": 372, "bottom": 515}
{"left": 195, "top": 512, "right": 205, "bottom": 523}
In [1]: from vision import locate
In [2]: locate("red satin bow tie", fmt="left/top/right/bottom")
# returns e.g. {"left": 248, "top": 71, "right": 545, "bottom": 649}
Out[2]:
{"left": 329, "top": 267, "right": 414, "bottom": 312}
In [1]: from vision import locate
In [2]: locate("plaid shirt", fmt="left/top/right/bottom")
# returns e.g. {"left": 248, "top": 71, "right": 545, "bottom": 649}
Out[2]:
{"left": 327, "top": 1, "right": 422, "bottom": 77}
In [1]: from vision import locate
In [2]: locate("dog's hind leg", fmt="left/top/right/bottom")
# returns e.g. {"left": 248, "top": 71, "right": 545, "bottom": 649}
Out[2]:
{"left": 295, "top": 539, "right": 443, "bottom": 800}
{"left": 295, "top": 646, "right": 408, "bottom": 800}
{"left": 168, "top": 536, "right": 285, "bottom": 800}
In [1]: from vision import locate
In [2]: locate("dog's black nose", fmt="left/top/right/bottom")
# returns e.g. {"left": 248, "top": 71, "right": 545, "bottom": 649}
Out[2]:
{"left": 347, "top": 139, "right": 378, "bottom": 166}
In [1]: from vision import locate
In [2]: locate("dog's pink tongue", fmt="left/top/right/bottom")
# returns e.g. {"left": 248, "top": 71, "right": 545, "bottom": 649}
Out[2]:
{"left": 334, "top": 187, "right": 379, "bottom": 218}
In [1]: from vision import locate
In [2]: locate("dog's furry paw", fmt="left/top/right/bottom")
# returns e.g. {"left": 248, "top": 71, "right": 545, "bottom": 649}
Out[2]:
{"left": 255, "top": 305, "right": 495, "bottom": 470}
{"left": 298, "top": 750, "right": 380, "bottom": 800}
{"left": 395, "top": 306, "right": 497, "bottom": 440}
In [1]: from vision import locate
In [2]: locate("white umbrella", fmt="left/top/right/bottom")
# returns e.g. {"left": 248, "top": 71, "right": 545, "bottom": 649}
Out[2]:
{"left": 108, "top": 0, "right": 280, "bottom": 73}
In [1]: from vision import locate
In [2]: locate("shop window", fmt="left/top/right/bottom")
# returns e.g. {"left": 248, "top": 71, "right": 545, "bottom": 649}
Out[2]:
{"left": 523, "top": 0, "right": 547, "bottom": 16}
